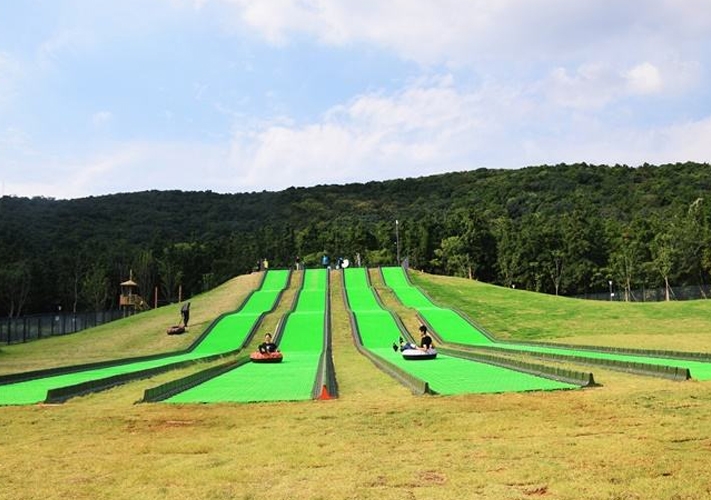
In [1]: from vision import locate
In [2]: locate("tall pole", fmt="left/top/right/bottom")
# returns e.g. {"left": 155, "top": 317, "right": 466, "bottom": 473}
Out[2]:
{"left": 395, "top": 219, "right": 400, "bottom": 265}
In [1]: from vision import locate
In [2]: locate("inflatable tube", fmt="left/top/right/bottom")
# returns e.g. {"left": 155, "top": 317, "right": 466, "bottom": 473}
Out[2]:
{"left": 250, "top": 351, "right": 283, "bottom": 363}
{"left": 402, "top": 348, "right": 437, "bottom": 361}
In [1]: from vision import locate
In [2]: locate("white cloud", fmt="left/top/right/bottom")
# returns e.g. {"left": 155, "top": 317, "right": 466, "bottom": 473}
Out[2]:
{"left": 3, "top": 1, "right": 709, "bottom": 199}
{"left": 625, "top": 63, "right": 663, "bottom": 95}
{"left": 227, "top": 76, "right": 492, "bottom": 190}
{"left": 658, "top": 117, "right": 711, "bottom": 163}
{"left": 225, "top": 0, "right": 505, "bottom": 63}
{"left": 217, "top": 0, "right": 711, "bottom": 67}
{"left": 542, "top": 58, "right": 700, "bottom": 110}
{"left": 545, "top": 64, "right": 622, "bottom": 110}
{"left": 511, "top": 114, "right": 711, "bottom": 168}
{"left": 6, "top": 73, "right": 711, "bottom": 200}
{"left": 226, "top": 72, "right": 711, "bottom": 191}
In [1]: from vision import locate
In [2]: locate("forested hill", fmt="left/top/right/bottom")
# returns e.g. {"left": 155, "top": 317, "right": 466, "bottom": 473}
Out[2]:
{"left": 2, "top": 162, "right": 711, "bottom": 315}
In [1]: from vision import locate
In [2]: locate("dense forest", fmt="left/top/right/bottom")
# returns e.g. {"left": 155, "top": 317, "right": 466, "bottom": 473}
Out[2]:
{"left": 2, "top": 162, "right": 711, "bottom": 316}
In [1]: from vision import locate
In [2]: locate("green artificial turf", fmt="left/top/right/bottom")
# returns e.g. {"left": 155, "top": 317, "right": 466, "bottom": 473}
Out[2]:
{"left": 0, "top": 270, "right": 291, "bottom": 406}
{"left": 166, "top": 351, "right": 321, "bottom": 403}
{"left": 166, "top": 268, "right": 328, "bottom": 403}
{"left": 381, "top": 266, "right": 711, "bottom": 381}
{"left": 344, "top": 267, "right": 576, "bottom": 394}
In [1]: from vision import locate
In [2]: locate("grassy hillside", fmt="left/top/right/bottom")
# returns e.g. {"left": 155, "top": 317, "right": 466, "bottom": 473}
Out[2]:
{"left": 1, "top": 270, "right": 710, "bottom": 500}
{"left": 0, "top": 272, "right": 263, "bottom": 375}
{"left": 412, "top": 270, "right": 711, "bottom": 351}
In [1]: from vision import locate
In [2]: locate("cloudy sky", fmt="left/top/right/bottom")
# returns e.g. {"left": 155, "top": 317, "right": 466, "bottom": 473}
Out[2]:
{"left": 1, "top": 1, "right": 710, "bottom": 199}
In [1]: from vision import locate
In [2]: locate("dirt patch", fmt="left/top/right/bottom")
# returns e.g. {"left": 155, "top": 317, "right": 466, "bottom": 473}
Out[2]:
{"left": 420, "top": 470, "right": 447, "bottom": 484}
{"left": 125, "top": 418, "right": 198, "bottom": 433}
{"left": 524, "top": 484, "right": 548, "bottom": 496}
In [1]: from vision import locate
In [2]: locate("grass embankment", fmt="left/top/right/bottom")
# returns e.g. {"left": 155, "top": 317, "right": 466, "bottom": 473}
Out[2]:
{"left": 411, "top": 271, "right": 711, "bottom": 351}
{"left": 2, "top": 270, "right": 711, "bottom": 500}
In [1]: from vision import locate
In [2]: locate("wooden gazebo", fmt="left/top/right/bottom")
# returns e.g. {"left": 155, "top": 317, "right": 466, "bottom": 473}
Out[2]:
{"left": 119, "top": 273, "right": 148, "bottom": 313}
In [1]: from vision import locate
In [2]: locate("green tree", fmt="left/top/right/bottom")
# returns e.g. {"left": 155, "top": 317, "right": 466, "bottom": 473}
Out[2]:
{"left": 81, "top": 264, "right": 109, "bottom": 311}
{"left": 133, "top": 249, "right": 156, "bottom": 308}
{"left": 677, "top": 198, "right": 709, "bottom": 290}
{"left": 649, "top": 213, "right": 682, "bottom": 301}
{"left": 432, "top": 236, "right": 470, "bottom": 278}
{"left": 493, "top": 216, "right": 523, "bottom": 288}
{"left": 158, "top": 246, "right": 185, "bottom": 304}
{"left": 609, "top": 228, "right": 641, "bottom": 302}
{"left": 0, "top": 260, "right": 32, "bottom": 317}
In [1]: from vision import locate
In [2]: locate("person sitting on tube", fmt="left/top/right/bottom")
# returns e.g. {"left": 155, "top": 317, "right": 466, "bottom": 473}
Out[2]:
{"left": 258, "top": 333, "right": 279, "bottom": 354}
{"left": 393, "top": 325, "right": 433, "bottom": 352}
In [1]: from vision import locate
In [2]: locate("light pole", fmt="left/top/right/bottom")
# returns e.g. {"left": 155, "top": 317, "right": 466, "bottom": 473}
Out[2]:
{"left": 608, "top": 280, "right": 613, "bottom": 301}
{"left": 395, "top": 219, "right": 400, "bottom": 265}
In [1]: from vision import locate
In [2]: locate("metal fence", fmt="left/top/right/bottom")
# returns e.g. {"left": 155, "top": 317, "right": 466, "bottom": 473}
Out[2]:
{"left": 0, "top": 310, "right": 138, "bottom": 345}
{"left": 574, "top": 284, "right": 711, "bottom": 302}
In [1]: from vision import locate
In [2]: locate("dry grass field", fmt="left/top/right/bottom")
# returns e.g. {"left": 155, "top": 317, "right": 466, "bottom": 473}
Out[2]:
{"left": 2, "top": 270, "right": 711, "bottom": 500}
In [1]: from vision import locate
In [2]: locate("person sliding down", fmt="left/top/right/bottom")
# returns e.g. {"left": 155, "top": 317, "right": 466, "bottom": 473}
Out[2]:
{"left": 393, "top": 325, "right": 434, "bottom": 352}
{"left": 258, "top": 333, "right": 278, "bottom": 354}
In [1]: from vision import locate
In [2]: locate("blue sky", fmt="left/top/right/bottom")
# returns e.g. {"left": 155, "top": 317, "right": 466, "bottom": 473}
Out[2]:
{"left": 1, "top": 0, "right": 710, "bottom": 199}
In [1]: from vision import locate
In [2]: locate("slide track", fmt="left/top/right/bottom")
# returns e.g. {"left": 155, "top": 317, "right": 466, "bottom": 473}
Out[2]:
{"left": 0, "top": 270, "right": 291, "bottom": 405}
{"left": 343, "top": 267, "right": 577, "bottom": 395}
{"left": 380, "top": 266, "right": 711, "bottom": 381}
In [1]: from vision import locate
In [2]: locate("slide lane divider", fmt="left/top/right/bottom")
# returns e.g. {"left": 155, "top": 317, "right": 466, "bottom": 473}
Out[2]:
{"left": 312, "top": 273, "right": 338, "bottom": 399}
{"left": 417, "top": 305, "right": 711, "bottom": 365}
{"left": 141, "top": 357, "right": 252, "bottom": 403}
{"left": 439, "top": 341, "right": 690, "bottom": 382}
{"left": 270, "top": 270, "right": 305, "bottom": 347}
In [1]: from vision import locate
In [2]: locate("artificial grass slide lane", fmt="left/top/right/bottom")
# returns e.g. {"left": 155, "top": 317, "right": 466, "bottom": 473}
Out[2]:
{"left": 166, "top": 268, "right": 329, "bottom": 403}
{"left": 344, "top": 268, "right": 575, "bottom": 394}
{"left": 381, "top": 267, "right": 711, "bottom": 381}
{"left": 0, "top": 270, "right": 290, "bottom": 406}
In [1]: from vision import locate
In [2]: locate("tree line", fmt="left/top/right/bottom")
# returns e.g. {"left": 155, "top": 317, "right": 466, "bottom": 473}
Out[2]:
{"left": 1, "top": 162, "right": 710, "bottom": 316}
